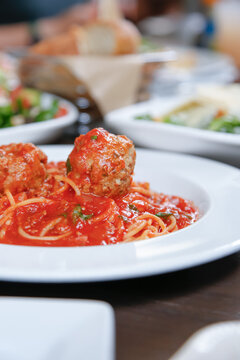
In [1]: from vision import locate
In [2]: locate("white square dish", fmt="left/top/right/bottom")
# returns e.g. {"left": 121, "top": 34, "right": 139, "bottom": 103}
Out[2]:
{"left": 0, "top": 298, "right": 115, "bottom": 360}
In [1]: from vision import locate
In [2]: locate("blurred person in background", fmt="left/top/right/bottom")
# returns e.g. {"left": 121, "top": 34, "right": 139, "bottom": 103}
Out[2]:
{"left": 0, "top": 0, "right": 96, "bottom": 49}
{"left": 0, "top": 0, "right": 183, "bottom": 50}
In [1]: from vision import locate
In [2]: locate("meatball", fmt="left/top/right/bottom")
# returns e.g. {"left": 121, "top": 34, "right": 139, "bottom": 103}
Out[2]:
{"left": 67, "top": 128, "right": 136, "bottom": 197}
{"left": 0, "top": 143, "right": 47, "bottom": 195}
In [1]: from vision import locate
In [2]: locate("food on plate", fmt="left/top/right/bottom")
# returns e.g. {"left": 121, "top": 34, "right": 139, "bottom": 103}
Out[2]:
{"left": 0, "top": 143, "right": 47, "bottom": 195}
{"left": 78, "top": 19, "right": 141, "bottom": 55}
{"left": 155, "top": 98, "right": 240, "bottom": 133}
{"left": 135, "top": 92, "right": 240, "bottom": 134}
{"left": 166, "top": 50, "right": 197, "bottom": 70}
{"left": 139, "top": 37, "right": 160, "bottom": 53}
{"left": 67, "top": 128, "right": 136, "bottom": 197}
{"left": 30, "top": 27, "right": 82, "bottom": 56}
{"left": 0, "top": 128, "right": 198, "bottom": 247}
{"left": 31, "top": 19, "right": 141, "bottom": 56}
{"left": 0, "top": 85, "right": 68, "bottom": 128}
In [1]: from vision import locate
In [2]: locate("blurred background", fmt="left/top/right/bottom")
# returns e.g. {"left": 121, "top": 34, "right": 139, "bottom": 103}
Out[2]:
{"left": 0, "top": 0, "right": 239, "bottom": 141}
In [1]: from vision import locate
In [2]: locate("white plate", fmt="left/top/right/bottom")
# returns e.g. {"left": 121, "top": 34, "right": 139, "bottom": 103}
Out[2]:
{"left": 151, "top": 48, "right": 237, "bottom": 97}
{"left": 0, "top": 298, "right": 114, "bottom": 360}
{"left": 0, "top": 93, "right": 78, "bottom": 145}
{"left": 0, "top": 146, "right": 240, "bottom": 283}
{"left": 162, "top": 47, "right": 237, "bottom": 78}
{"left": 105, "top": 98, "right": 240, "bottom": 165}
{"left": 170, "top": 321, "right": 240, "bottom": 360}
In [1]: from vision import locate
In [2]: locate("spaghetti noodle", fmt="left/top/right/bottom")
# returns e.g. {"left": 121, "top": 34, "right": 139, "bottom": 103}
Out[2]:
{"left": 0, "top": 130, "right": 199, "bottom": 247}
{"left": 0, "top": 176, "right": 198, "bottom": 247}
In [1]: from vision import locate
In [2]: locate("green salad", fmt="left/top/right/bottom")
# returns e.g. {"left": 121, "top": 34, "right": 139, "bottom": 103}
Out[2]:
{"left": 134, "top": 99, "right": 240, "bottom": 134}
{"left": 0, "top": 86, "right": 66, "bottom": 129}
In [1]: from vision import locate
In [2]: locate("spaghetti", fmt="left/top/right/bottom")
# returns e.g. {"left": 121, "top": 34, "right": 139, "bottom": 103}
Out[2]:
{"left": 0, "top": 130, "right": 199, "bottom": 247}
{"left": 0, "top": 176, "right": 198, "bottom": 247}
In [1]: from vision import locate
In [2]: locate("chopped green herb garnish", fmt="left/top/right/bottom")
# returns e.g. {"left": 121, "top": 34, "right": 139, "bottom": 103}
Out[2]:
{"left": 60, "top": 213, "right": 68, "bottom": 218}
{"left": 185, "top": 214, "right": 192, "bottom": 220}
{"left": 72, "top": 205, "right": 82, "bottom": 224}
{"left": 129, "top": 204, "right": 139, "bottom": 212}
{"left": 155, "top": 212, "right": 173, "bottom": 218}
{"left": 80, "top": 213, "right": 93, "bottom": 221}
{"left": 118, "top": 215, "right": 128, "bottom": 222}
{"left": 134, "top": 114, "right": 153, "bottom": 121}
{"left": 72, "top": 205, "right": 93, "bottom": 223}
{"left": 91, "top": 135, "right": 98, "bottom": 140}
{"left": 66, "top": 158, "right": 72, "bottom": 174}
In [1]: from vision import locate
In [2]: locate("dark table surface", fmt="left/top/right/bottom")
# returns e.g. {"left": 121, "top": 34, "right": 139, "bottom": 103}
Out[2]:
{"left": 1, "top": 121, "right": 240, "bottom": 360}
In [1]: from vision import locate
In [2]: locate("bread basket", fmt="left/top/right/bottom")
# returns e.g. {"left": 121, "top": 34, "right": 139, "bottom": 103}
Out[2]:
{"left": 14, "top": 49, "right": 175, "bottom": 118}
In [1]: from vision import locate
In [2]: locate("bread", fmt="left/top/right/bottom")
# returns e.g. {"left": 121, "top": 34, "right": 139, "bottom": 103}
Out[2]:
{"left": 30, "top": 27, "right": 83, "bottom": 56}
{"left": 78, "top": 19, "right": 141, "bottom": 55}
{"left": 31, "top": 19, "right": 141, "bottom": 56}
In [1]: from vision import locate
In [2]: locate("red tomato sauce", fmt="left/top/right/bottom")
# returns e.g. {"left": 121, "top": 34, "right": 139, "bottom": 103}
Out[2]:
{"left": 0, "top": 173, "right": 199, "bottom": 247}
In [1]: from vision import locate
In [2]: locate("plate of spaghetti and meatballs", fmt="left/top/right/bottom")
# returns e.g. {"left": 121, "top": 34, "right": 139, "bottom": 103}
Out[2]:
{"left": 0, "top": 128, "right": 240, "bottom": 282}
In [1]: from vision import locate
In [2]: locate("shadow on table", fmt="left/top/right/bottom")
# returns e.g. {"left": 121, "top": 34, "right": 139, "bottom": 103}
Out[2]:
{"left": 0, "top": 253, "right": 239, "bottom": 306}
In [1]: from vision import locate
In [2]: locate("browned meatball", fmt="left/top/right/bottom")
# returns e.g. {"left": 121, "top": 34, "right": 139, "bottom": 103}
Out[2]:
{"left": 67, "top": 128, "right": 136, "bottom": 197}
{"left": 0, "top": 143, "right": 47, "bottom": 195}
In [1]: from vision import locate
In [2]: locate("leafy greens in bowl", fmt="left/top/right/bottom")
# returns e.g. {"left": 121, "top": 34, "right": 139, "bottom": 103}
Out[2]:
{"left": 0, "top": 85, "right": 68, "bottom": 129}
